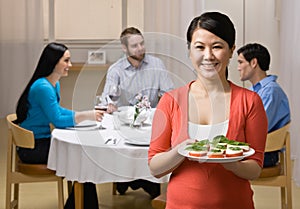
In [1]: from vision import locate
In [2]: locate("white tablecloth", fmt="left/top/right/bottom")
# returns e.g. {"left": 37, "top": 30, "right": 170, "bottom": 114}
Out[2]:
{"left": 47, "top": 114, "right": 169, "bottom": 184}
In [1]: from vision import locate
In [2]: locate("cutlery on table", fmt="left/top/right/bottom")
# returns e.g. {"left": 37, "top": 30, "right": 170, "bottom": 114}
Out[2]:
{"left": 105, "top": 138, "right": 112, "bottom": 144}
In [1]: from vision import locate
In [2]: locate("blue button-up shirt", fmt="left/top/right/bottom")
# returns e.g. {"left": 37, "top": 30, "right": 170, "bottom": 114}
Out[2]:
{"left": 251, "top": 75, "right": 290, "bottom": 132}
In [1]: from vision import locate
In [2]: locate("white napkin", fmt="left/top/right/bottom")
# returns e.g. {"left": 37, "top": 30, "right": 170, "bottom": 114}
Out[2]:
{"left": 117, "top": 106, "right": 150, "bottom": 125}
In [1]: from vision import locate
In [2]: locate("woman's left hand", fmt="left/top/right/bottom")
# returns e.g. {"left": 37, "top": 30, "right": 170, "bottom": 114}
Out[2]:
{"left": 220, "top": 159, "right": 262, "bottom": 180}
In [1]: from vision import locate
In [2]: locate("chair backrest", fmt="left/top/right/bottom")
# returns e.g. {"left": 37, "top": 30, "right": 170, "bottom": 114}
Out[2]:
{"left": 264, "top": 122, "right": 290, "bottom": 152}
{"left": 5, "top": 114, "right": 65, "bottom": 209}
{"left": 251, "top": 122, "right": 292, "bottom": 209}
{"left": 6, "top": 113, "right": 35, "bottom": 149}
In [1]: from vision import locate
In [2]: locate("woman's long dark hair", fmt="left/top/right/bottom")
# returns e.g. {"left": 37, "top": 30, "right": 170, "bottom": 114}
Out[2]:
{"left": 15, "top": 42, "right": 68, "bottom": 124}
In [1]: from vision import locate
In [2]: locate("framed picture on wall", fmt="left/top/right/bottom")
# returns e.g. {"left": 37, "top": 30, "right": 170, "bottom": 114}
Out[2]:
{"left": 88, "top": 50, "right": 106, "bottom": 64}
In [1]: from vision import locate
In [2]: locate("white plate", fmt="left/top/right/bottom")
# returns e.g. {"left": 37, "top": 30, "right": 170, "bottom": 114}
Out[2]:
{"left": 117, "top": 125, "right": 151, "bottom": 145}
{"left": 66, "top": 120, "right": 99, "bottom": 131}
{"left": 178, "top": 145, "right": 255, "bottom": 163}
{"left": 124, "top": 138, "right": 150, "bottom": 146}
{"left": 75, "top": 120, "right": 97, "bottom": 128}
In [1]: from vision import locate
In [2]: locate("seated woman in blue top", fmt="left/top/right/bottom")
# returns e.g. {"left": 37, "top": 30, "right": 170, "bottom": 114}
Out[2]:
{"left": 15, "top": 42, "right": 103, "bottom": 209}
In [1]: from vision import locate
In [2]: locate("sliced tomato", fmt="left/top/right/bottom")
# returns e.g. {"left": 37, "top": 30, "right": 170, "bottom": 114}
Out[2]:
{"left": 189, "top": 151, "right": 206, "bottom": 157}
{"left": 225, "top": 152, "right": 243, "bottom": 157}
{"left": 208, "top": 154, "right": 224, "bottom": 158}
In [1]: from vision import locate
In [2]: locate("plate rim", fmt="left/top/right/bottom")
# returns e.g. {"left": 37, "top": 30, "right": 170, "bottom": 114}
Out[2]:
{"left": 124, "top": 138, "right": 150, "bottom": 146}
{"left": 74, "top": 120, "right": 97, "bottom": 128}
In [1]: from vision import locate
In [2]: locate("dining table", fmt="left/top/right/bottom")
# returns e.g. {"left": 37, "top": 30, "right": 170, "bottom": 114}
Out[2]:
{"left": 47, "top": 112, "right": 169, "bottom": 209}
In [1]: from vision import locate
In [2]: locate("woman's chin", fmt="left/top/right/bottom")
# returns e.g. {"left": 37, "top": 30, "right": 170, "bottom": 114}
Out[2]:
{"left": 199, "top": 70, "right": 219, "bottom": 79}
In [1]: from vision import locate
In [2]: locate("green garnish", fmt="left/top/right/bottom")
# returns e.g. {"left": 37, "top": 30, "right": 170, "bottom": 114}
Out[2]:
{"left": 227, "top": 141, "right": 249, "bottom": 146}
{"left": 228, "top": 146, "right": 242, "bottom": 151}
{"left": 215, "top": 144, "right": 226, "bottom": 150}
{"left": 185, "top": 139, "right": 209, "bottom": 151}
{"left": 212, "top": 135, "right": 230, "bottom": 144}
{"left": 210, "top": 149, "right": 222, "bottom": 153}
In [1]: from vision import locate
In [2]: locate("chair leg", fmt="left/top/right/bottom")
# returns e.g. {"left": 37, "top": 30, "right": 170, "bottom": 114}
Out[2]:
{"left": 286, "top": 183, "right": 292, "bottom": 209}
{"left": 280, "top": 186, "right": 292, "bottom": 209}
{"left": 7, "top": 183, "right": 19, "bottom": 209}
{"left": 58, "top": 178, "right": 64, "bottom": 209}
{"left": 74, "top": 182, "right": 84, "bottom": 209}
{"left": 5, "top": 180, "right": 12, "bottom": 209}
{"left": 112, "top": 182, "right": 117, "bottom": 195}
{"left": 280, "top": 187, "right": 286, "bottom": 209}
{"left": 67, "top": 180, "right": 73, "bottom": 195}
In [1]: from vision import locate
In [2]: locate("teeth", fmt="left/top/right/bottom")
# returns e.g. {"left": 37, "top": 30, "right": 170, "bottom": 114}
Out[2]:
{"left": 201, "top": 63, "right": 216, "bottom": 66}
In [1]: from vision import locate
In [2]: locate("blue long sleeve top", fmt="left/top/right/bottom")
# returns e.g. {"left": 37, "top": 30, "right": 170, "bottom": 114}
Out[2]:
{"left": 251, "top": 75, "right": 291, "bottom": 132}
{"left": 20, "top": 77, "right": 75, "bottom": 139}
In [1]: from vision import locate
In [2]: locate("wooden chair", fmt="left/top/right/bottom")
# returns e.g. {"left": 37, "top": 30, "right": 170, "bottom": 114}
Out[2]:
{"left": 251, "top": 123, "right": 292, "bottom": 209}
{"left": 6, "top": 113, "right": 64, "bottom": 209}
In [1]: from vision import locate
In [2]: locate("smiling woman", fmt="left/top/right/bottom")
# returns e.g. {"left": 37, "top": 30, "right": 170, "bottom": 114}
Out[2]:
{"left": 148, "top": 12, "right": 268, "bottom": 209}
{"left": 14, "top": 42, "right": 105, "bottom": 209}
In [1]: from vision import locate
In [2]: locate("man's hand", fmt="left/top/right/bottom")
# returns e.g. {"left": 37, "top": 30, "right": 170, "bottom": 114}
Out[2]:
{"left": 106, "top": 103, "right": 118, "bottom": 114}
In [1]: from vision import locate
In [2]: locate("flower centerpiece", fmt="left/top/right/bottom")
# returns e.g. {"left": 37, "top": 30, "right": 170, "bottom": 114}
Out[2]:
{"left": 131, "top": 93, "right": 151, "bottom": 127}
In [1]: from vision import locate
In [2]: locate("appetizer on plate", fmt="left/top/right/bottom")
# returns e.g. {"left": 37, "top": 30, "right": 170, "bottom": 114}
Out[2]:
{"left": 184, "top": 135, "right": 250, "bottom": 159}
{"left": 225, "top": 146, "right": 244, "bottom": 157}
{"left": 185, "top": 140, "right": 209, "bottom": 157}
{"left": 226, "top": 141, "right": 250, "bottom": 151}
{"left": 207, "top": 149, "right": 224, "bottom": 158}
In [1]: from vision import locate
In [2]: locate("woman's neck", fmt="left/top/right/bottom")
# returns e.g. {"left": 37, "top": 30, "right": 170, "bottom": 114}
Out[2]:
{"left": 46, "top": 73, "right": 60, "bottom": 87}
{"left": 193, "top": 77, "right": 230, "bottom": 95}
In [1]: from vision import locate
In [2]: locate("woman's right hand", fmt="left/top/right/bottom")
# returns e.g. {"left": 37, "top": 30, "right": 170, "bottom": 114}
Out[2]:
{"left": 75, "top": 110, "right": 105, "bottom": 124}
{"left": 93, "top": 110, "right": 105, "bottom": 122}
{"left": 149, "top": 138, "right": 195, "bottom": 178}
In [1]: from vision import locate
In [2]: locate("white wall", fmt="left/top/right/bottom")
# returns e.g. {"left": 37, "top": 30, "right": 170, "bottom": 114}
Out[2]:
{"left": 203, "top": 0, "right": 280, "bottom": 87}
{"left": 58, "top": 0, "right": 281, "bottom": 110}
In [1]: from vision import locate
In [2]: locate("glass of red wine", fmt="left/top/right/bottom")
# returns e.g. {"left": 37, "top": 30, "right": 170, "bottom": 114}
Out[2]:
{"left": 94, "top": 95, "right": 107, "bottom": 129}
{"left": 108, "top": 84, "right": 121, "bottom": 104}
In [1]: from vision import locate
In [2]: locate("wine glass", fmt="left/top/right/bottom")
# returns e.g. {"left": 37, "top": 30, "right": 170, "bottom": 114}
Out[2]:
{"left": 94, "top": 95, "right": 107, "bottom": 129}
{"left": 108, "top": 84, "right": 121, "bottom": 105}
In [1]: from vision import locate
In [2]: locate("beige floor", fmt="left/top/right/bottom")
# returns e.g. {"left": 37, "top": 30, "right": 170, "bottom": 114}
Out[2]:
{"left": 1, "top": 118, "right": 300, "bottom": 209}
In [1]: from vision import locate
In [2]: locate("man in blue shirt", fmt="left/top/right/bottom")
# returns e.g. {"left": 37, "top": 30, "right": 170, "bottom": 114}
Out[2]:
{"left": 237, "top": 43, "right": 291, "bottom": 167}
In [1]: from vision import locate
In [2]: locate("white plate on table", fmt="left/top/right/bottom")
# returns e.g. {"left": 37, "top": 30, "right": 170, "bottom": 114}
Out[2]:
{"left": 117, "top": 124, "right": 151, "bottom": 146}
{"left": 178, "top": 144, "right": 255, "bottom": 163}
{"left": 124, "top": 138, "right": 150, "bottom": 146}
{"left": 66, "top": 120, "right": 99, "bottom": 131}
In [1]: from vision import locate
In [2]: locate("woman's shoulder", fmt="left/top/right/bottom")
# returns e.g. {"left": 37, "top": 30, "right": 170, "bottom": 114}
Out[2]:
{"left": 230, "top": 81, "right": 263, "bottom": 107}
{"left": 230, "top": 81, "right": 258, "bottom": 96}
{"left": 158, "top": 82, "right": 190, "bottom": 109}
{"left": 31, "top": 78, "right": 55, "bottom": 93}
{"left": 32, "top": 77, "right": 48, "bottom": 86}
{"left": 165, "top": 82, "right": 190, "bottom": 98}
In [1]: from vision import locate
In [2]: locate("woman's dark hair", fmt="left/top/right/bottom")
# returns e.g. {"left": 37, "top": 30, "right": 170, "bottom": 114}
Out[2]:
{"left": 186, "top": 12, "right": 236, "bottom": 49}
{"left": 186, "top": 12, "right": 235, "bottom": 79}
{"left": 15, "top": 42, "right": 68, "bottom": 124}
{"left": 237, "top": 43, "right": 270, "bottom": 71}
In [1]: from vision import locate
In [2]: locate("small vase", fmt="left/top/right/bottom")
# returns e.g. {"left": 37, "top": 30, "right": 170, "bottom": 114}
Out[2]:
{"left": 131, "top": 108, "right": 149, "bottom": 128}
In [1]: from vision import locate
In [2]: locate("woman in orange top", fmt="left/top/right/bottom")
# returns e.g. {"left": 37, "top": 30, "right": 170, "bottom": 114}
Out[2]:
{"left": 148, "top": 12, "right": 268, "bottom": 209}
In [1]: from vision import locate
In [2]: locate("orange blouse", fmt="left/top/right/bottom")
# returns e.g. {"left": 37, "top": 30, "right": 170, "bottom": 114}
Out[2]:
{"left": 149, "top": 81, "right": 268, "bottom": 209}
